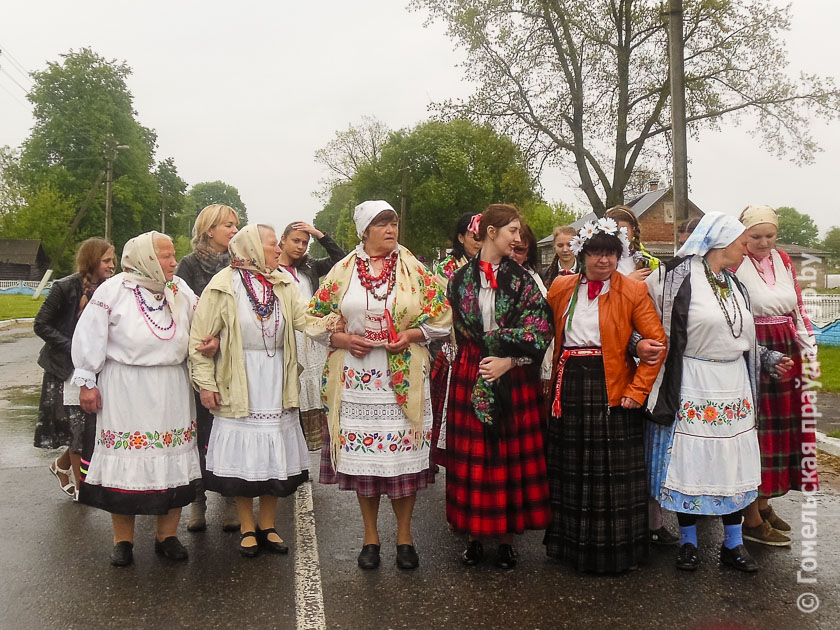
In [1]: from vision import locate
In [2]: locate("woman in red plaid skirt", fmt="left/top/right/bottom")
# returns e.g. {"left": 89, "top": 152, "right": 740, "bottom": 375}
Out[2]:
{"left": 445, "top": 204, "right": 554, "bottom": 569}
{"left": 735, "top": 205, "right": 819, "bottom": 547}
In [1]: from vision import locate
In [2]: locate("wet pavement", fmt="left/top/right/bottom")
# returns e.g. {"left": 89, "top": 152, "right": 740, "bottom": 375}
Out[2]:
{"left": 1, "top": 327, "right": 839, "bottom": 629}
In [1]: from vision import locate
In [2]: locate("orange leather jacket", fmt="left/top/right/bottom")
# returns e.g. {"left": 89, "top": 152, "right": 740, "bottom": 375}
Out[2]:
{"left": 547, "top": 271, "right": 666, "bottom": 407}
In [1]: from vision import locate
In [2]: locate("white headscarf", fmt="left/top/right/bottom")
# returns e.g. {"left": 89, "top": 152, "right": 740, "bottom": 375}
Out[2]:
{"left": 676, "top": 212, "right": 745, "bottom": 257}
{"left": 121, "top": 231, "right": 183, "bottom": 317}
{"left": 354, "top": 200, "right": 395, "bottom": 239}
{"left": 740, "top": 205, "right": 779, "bottom": 229}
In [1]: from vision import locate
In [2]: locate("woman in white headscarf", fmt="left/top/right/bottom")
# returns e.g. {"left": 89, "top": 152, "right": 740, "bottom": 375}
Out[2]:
{"left": 189, "top": 224, "right": 310, "bottom": 558}
{"left": 645, "top": 212, "right": 793, "bottom": 574}
{"left": 735, "top": 205, "right": 818, "bottom": 546}
{"left": 72, "top": 232, "right": 200, "bottom": 567}
{"left": 307, "top": 200, "right": 452, "bottom": 571}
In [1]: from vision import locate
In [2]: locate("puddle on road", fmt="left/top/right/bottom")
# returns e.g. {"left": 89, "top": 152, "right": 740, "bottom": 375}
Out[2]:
{"left": 0, "top": 384, "right": 49, "bottom": 468}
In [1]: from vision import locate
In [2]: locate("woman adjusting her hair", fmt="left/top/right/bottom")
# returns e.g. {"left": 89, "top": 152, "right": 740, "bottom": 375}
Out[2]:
{"left": 307, "top": 200, "right": 451, "bottom": 571}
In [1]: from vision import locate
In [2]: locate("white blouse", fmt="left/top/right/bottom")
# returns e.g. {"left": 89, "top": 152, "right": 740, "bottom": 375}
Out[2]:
{"left": 563, "top": 279, "right": 609, "bottom": 348}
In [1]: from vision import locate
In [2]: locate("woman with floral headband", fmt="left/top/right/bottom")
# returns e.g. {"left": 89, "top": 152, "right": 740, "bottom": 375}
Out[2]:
{"left": 445, "top": 204, "right": 554, "bottom": 570}
{"left": 72, "top": 232, "right": 200, "bottom": 567}
{"left": 307, "top": 200, "right": 451, "bottom": 571}
{"left": 645, "top": 212, "right": 793, "bottom": 573}
{"left": 189, "top": 224, "right": 311, "bottom": 558}
{"left": 544, "top": 217, "right": 666, "bottom": 574}
{"left": 430, "top": 212, "right": 483, "bottom": 467}
{"left": 605, "top": 206, "right": 660, "bottom": 282}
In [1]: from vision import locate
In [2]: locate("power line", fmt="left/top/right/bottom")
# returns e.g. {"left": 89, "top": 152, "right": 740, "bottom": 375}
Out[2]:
{"left": 0, "top": 77, "right": 29, "bottom": 110}
{"left": 0, "top": 66, "right": 30, "bottom": 95}
{"left": 0, "top": 41, "right": 34, "bottom": 85}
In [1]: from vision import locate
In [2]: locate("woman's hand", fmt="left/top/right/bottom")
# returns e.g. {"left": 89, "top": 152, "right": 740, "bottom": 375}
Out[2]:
{"left": 628, "top": 268, "right": 652, "bottom": 282}
{"left": 636, "top": 339, "right": 666, "bottom": 366}
{"left": 291, "top": 222, "right": 324, "bottom": 239}
{"left": 385, "top": 329, "right": 424, "bottom": 354}
{"left": 479, "top": 356, "right": 512, "bottom": 383}
{"left": 334, "top": 332, "right": 375, "bottom": 358}
{"left": 620, "top": 396, "right": 641, "bottom": 409}
{"left": 79, "top": 386, "right": 102, "bottom": 414}
{"left": 200, "top": 389, "right": 221, "bottom": 411}
{"left": 196, "top": 335, "right": 221, "bottom": 358}
{"left": 775, "top": 356, "right": 794, "bottom": 377}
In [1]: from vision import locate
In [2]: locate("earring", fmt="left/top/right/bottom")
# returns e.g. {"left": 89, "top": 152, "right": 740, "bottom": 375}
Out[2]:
{"left": 209, "top": 233, "right": 214, "bottom": 238}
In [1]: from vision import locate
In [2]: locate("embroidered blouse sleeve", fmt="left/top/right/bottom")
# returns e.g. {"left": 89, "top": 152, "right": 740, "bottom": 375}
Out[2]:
{"left": 70, "top": 286, "right": 113, "bottom": 388}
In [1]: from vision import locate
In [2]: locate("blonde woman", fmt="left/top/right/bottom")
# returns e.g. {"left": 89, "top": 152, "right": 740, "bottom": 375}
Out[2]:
{"left": 175, "top": 204, "right": 240, "bottom": 533}
{"left": 542, "top": 226, "right": 578, "bottom": 287}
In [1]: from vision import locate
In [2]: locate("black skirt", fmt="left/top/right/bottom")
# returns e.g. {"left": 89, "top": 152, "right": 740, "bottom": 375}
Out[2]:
{"left": 204, "top": 471, "right": 308, "bottom": 499}
{"left": 78, "top": 479, "right": 199, "bottom": 515}
{"left": 543, "top": 355, "right": 649, "bottom": 573}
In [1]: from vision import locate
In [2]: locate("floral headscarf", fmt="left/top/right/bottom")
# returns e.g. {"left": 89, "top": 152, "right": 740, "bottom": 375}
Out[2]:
{"left": 121, "top": 231, "right": 183, "bottom": 317}
{"left": 228, "top": 224, "right": 288, "bottom": 285}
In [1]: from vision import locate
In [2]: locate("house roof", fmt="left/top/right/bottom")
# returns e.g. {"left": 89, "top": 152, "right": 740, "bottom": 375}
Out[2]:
{"left": 626, "top": 188, "right": 670, "bottom": 217}
{"left": 776, "top": 243, "right": 828, "bottom": 256}
{"left": 0, "top": 239, "right": 46, "bottom": 265}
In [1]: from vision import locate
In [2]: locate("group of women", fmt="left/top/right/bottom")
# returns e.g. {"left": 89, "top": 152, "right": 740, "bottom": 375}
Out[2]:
{"left": 33, "top": 198, "right": 816, "bottom": 576}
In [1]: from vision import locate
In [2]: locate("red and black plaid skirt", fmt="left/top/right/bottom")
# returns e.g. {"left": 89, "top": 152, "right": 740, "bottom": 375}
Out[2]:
{"left": 755, "top": 318, "right": 818, "bottom": 498}
{"left": 430, "top": 349, "right": 450, "bottom": 468}
{"left": 445, "top": 340, "right": 550, "bottom": 537}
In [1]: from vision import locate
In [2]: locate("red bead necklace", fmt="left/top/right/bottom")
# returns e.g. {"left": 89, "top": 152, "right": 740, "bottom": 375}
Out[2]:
{"left": 356, "top": 252, "right": 397, "bottom": 301}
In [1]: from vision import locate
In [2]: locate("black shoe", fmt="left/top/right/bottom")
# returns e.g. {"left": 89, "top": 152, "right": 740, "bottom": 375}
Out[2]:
{"left": 357, "top": 544, "right": 381, "bottom": 570}
{"left": 650, "top": 526, "right": 680, "bottom": 546}
{"left": 462, "top": 540, "right": 484, "bottom": 566}
{"left": 720, "top": 544, "right": 758, "bottom": 573}
{"left": 256, "top": 527, "right": 289, "bottom": 554}
{"left": 110, "top": 541, "right": 134, "bottom": 567}
{"left": 676, "top": 543, "right": 699, "bottom": 571}
{"left": 154, "top": 536, "right": 188, "bottom": 561}
{"left": 396, "top": 544, "right": 419, "bottom": 570}
{"left": 495, "top": 544, "right": 517, "bottom": 569}
{"left": 239, "top": 531, "right": 260, "bottom": 558}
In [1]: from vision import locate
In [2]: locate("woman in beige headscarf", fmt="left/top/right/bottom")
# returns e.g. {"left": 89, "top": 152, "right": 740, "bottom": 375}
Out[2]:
{"left": 72, "top": 231, "right": 200, "bottom": 567}
{"left": 189, "top": 224, "right": 310, "bottom": 558}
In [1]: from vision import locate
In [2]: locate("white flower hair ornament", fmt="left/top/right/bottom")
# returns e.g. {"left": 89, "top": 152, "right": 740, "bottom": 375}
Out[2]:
{"left": 570, "top": 220, "right": 631, "bottom": 258}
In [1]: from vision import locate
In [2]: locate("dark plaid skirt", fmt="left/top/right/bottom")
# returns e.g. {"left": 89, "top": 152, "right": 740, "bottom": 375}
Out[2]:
{"left": 33, "top": 372, "right": 72, "bottom": 449}
{"left": 429, "top": 349, "right": 450, "bottom": 468}
{"left": 543, "top": 355, "right": 648, "bottom": 573}
{"left": 319, "top": 416, "right": 436, "bottom": 500}
{"left": 445, "top": 341, "right": 550, "bottom": 537}
{"left": 755, "top": 319, "right": 817, "bottom": 497}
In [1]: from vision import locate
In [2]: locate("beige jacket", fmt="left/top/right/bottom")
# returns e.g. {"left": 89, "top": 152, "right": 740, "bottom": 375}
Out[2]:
{"left": 189, "top": 267, "right": 308, "bottom": 418}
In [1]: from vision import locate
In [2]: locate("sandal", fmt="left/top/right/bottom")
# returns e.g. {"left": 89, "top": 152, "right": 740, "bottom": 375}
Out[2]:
{"left": 239, "top": 531, "right": 260, "bottom": 558}
{"left": 49, "top": 457, "right": 76, "bottom": 500}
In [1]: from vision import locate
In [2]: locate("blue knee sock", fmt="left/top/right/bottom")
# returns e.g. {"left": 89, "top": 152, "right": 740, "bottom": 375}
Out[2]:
{"left": 723, "top": 523, "right": 743, "bottom": 549}
{"left": 679, "top": 525, "right": 697, "bottom": 548}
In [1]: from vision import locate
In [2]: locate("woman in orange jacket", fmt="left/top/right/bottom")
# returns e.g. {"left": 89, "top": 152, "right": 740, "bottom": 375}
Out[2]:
{"left": 544, "top": 218, "right": 666, "bottom": 574}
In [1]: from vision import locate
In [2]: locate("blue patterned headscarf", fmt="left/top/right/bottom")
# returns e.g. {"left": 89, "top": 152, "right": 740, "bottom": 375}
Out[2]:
{"left": 676, "top": 212, "right": 745, "bottom": 257}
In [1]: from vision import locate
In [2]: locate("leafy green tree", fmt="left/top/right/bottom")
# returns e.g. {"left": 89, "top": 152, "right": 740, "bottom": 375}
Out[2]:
{"left": 313, "top": 116, "right": 390, "bottom": 200}
{"left": 520, "top": 200, "right": 580, "bottom": 241}
{"left": 776, "top": 206, "right": 819, "bottom": 247}
{"left": 821, "top": 226, "right": 840, "bottom": 268}
{"left": 178, "top": 181, "right": 249, "bottom": 235}
{"left": 413, "top": 0, "right": 840, "bottom": 216}
{"left": 156, "top": 157, "right": 187, "bottom": 234}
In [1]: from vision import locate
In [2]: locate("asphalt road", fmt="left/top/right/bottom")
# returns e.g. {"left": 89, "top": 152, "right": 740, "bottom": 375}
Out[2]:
{"left": 1, "top": 328, "right": 838, "bottom": 630}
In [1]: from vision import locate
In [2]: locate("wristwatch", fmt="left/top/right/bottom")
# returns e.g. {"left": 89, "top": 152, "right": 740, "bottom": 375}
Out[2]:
{"left": 510, "top": 356, "right": 532, "bottom": 367}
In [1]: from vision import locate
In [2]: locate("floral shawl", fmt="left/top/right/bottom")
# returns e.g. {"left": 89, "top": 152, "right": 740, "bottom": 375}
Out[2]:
{"left": 307, "top": 245, "right": 452, "bottom": 465}
{"left": 435, "top": 254, "right": 468, "bottom": 286}
{"left": 448, "top": 256, "right": 553, "bottom": 433}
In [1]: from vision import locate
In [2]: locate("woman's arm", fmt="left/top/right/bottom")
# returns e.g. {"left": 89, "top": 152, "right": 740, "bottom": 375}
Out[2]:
{"left": 33, "top": 279, "right": 72, "bottom": 353}
{"left": 188, "top": 290, "right": 224, "bottom": 392}
{"left": 71, "top": 286, "right": 112, "bottom": 413}
{"left": 624, "top": 283, "right": 667, "bottom": 406}
{"left": 310, "top": 233, "right": 346, "bottom": 277}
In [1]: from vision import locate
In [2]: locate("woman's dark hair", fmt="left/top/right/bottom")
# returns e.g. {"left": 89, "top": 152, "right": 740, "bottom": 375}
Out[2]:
{"left": 280, "top": 222, "right": 311, "bottom": 268}
{"left": 449, "top": 212, "right": 475, "bottom": 260}
{"left": 605, "top": 205, "right": 641, "bottom": 252}
{"left": 478, "top": 204, "right": 520, "bottom": 240}
{"left": 517, "top": 223, "right": 538, "bottom": 269}
{"left": 579, "top": 232, "right": 623, "bottom": 260}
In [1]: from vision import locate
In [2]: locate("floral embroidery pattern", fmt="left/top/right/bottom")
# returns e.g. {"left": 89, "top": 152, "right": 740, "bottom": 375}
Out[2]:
{"left": 340, "top": 428, "right": 433, "bottom": 454}
{"left": 90, "top": 299, "right": 111, "bottom": 314}
{"left": 342, "top": 366, "right": 387, "bottom": 391}
{"left": 679, "top": 397, "right": 752, "bottom": 426}
{"left": 435, "top": 255, "right": 467, "bottom": 283}
{"left": 98, "top": 421, "right": 197, "bottom": 451}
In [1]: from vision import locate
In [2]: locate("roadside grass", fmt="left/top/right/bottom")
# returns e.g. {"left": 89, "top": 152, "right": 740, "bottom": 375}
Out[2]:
{"left": 819, "top": 345, "right": 840, "bottom": 394}
{"left": 0, "top": 294, "right": 45, "bottom": 320}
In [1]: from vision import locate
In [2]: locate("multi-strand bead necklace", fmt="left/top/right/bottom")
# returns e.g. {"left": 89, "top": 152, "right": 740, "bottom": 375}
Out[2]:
{"left": 356, "top": 252, "right": 397, "bottom": 301}
{"left": 133, "top": 286, "right": 176, "bottom": 341}
{"left": 703, "top": 259, "right": 743, "bottom": 338}
{"left": 241, "top": 269, "right": 280, "bottom": 357}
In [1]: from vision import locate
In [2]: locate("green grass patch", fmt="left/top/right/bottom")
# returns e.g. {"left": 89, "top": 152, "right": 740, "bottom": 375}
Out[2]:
{"left": 828, "top": 430, "right": 840, "bottom": 439}
{"left": 818, "top": 345, "right": 840, "bottom": 394}
{"left": 0, "top": 294, "right": 45, "bottom": 320}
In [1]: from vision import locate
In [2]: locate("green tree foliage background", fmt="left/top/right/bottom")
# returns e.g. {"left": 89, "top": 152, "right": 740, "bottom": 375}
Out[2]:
{"left": 776, "top": 206, "right": 819, "bottom": 247}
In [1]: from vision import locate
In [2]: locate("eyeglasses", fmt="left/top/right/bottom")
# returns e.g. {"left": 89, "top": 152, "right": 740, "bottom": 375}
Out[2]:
{"left": 512, "top": 247, "right": 528, "bottom": 254}
{"left": 585, "top": 252, "right": 617, "bottom": 261}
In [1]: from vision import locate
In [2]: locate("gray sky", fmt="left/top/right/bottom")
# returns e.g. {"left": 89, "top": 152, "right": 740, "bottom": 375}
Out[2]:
{"left": 1, "top": 1, "right": 838, "bottom": 236}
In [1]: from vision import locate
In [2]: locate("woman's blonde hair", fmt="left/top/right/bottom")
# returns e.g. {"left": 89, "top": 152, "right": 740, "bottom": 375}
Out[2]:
{"left": 191, "top": 204, "right": 240, "bottom": 250}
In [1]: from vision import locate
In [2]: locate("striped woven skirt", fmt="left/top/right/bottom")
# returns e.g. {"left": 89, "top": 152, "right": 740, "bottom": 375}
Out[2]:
{"left": 543, "top": 355, "right": 648, "bottom": 573}
{"left": 755, "top": 316, "right": 817, "bottom": 497}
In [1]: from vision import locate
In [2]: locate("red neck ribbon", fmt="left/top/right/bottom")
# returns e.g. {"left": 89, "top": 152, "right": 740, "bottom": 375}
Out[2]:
{"left": 478, "top": 260, "right": 498, "bottom": 289}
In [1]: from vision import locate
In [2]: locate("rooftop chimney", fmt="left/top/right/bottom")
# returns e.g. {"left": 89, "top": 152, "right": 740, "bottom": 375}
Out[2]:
{"left": 648, "top": 180, "right": 659, "bottom": 192}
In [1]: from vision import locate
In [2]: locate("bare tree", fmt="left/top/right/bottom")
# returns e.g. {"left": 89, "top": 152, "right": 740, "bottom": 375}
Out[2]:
{"left": 313, "top": 116, "right": 391, "bottom": 199}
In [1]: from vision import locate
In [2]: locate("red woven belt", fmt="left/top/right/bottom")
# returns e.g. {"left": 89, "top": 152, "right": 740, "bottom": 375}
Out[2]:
{"left": 551, "top": 348, "right": 603, "bottom": 417}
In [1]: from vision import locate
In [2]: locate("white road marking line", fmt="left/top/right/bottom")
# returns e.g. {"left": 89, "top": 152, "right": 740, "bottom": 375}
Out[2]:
{"left": 295, "top": 481, "right": 326, "bottom": 630}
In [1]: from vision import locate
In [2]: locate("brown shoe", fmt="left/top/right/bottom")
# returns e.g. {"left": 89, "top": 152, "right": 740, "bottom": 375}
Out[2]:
{"left": 759, "top": 506, "right": 791, "bottom": 533}
{"left": 743, "top": 520, "right": 791, "bottom": 547}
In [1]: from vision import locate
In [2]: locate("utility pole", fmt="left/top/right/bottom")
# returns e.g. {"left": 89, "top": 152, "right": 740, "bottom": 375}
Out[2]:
{"left": 104, "top": 144, "right": 129, "bottom": 242}
{"left": 668, "top": 0, "right": 689, "bottom": 254}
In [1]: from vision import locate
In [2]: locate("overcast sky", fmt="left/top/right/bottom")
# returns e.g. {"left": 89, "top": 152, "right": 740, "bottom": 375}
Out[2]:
{"left": 1, "top": 1, "right": 838, "bottom": 236}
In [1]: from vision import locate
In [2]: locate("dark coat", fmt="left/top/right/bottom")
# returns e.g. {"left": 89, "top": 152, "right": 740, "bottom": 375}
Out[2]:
{"left": 176, "top": 252, "right": 228, "bottom": 297}
{"left": 294, "top": 234, "right": 345, "bottom": 294}
{"left": 33, "top": 273, "right": 83, "bottom": 380}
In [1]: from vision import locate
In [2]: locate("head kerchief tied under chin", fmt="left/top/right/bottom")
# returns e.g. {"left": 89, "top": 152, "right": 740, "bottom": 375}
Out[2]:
{"left": 467, "top": 213, "right": 482, "bottom": 235}
{"left": 739, "top": 205, "right": 779, "bottom": 230}
{"left": 228, "top": 224, "right": 286, "bottom": 285}
{"left": 354, "top": 200, "right": 396, "bottom": 239}
{"left": 121, "top": 230, "right": 182, "bottom": 317}
{"left": 676, "top": 212, "right": 746, "bottom": 258}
